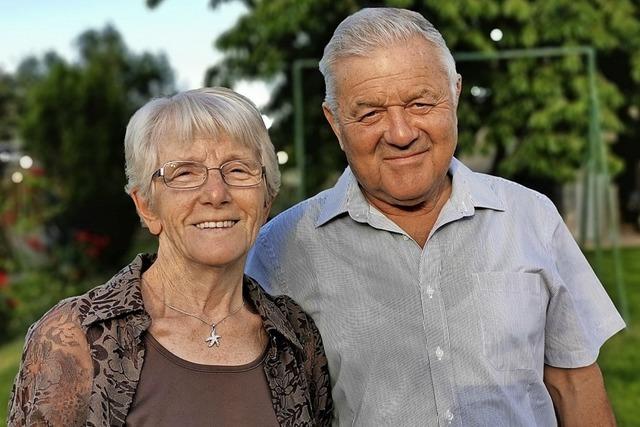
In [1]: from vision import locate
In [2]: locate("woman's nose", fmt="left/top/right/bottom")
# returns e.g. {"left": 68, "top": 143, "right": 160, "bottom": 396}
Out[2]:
{"left": 198, "top": 169, "right": 231, "bottom": 205}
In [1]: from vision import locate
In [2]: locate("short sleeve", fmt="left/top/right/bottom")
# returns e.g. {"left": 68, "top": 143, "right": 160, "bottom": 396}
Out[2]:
{"left": 544, "top": 218, "right": 626, "bottom": 368}
{"left": 8, "top": 302, "right": 93, "bottom": 426}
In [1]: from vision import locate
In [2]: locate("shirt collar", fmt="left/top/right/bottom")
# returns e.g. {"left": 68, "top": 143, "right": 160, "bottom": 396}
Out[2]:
{"left": 80, "top": 253, "right": 302, "bottom": 349}
{"left": 315, "top": 157, "right": 504, "bottom": 227}
{"left": 447, "top": 157, "right": 505, "bottom": 214}
{"left": 244, "top": 276, "right": 303, "bottom": 350}
{"left": 80, "top": 253, "right": 150, "bottom": 327}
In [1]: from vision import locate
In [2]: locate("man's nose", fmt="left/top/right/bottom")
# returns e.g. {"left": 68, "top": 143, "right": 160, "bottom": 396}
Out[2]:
{"left": 384, "top": 107, "right": 419, "bottom": 147}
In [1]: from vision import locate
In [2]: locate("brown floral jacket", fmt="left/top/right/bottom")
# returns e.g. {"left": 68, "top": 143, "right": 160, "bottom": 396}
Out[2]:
{"left": 8, "top": 254, "right": 333, "bottom": 426}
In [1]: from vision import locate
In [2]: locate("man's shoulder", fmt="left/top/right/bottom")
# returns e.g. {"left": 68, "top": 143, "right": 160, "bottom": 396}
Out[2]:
{"left": 262, "top": 188, "right": 334, "bottom": 235}
{"left": 470, "top": 170, "right": 558, "bottom": 213}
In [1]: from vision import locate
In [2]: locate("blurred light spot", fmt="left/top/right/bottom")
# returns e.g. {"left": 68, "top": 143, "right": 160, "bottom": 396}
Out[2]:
{"left": 294, "top": 32, "right": 310, "bottom": 48}
{"left": 277, "top": 151, "right": 289, "bottom": 165}
{"left": 20, "top": 155, "right": 33, "bottom": 169}
{"left": 470, "top": 86, "right": 489, "bottom": 97}
{"left": 490, "top": 28, "right": 503, "bottom": 42}
{"left": 262, "top": 114, "right": 274, "bottom": 129}
{"left": 11, "top": 171, "right": 23, "bottom": 183}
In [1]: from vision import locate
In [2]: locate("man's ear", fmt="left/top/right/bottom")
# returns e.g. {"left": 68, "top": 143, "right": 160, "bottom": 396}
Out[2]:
{"left": 130, "top": 190, "right": 162, "bottom": 235}
{"left": 322, "top": 102, "right": 344, "bottom": 151}
{"left": 454, "top": 73, "right": 462, "bottom": 106}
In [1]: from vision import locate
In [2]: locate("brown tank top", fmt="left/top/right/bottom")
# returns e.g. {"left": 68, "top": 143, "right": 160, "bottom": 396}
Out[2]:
{"left": 125, "top": 333, "right": 280, "bottom": 426}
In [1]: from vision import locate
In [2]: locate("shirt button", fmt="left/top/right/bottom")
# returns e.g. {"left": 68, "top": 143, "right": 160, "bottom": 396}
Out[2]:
{"left": 436, "top": 346, "right": 444, "bottom": 360}
{"left": 445, "top": 409, "right": 454, "bottom": 423}
{"left": 402, "top": 235, "right": 409, "bottom": 241}
{"left": 426, "top": 286, "right": 435, "bottom": 298}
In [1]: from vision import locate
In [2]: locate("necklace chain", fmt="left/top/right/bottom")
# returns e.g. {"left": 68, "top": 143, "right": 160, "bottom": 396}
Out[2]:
{"left": 164, "top": 300, "right": 245, "bottom": 329}
{"left": 142, "top": 277, "right": 245, "bottom": 348}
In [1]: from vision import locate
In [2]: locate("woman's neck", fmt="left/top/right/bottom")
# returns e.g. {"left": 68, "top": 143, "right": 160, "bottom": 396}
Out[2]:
{"left": 142, "top": 249, "right": 246, "bottom": 316}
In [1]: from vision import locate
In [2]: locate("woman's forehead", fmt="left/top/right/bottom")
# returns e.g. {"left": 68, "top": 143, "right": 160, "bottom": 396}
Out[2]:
{"left": 156, "top": 135, "right": 257, "bottom": 162}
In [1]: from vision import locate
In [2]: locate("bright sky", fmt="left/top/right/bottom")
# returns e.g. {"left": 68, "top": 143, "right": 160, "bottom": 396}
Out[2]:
{"left": 0, "top": 0, "right": 271, "bottom": 106}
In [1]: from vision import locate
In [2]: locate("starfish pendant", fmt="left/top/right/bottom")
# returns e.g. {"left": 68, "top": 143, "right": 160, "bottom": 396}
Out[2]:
{"left": 205, "top": 325, "right": 221, "bottom": 347}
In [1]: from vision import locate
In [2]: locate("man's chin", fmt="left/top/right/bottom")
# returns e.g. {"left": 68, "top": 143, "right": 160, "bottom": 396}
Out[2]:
{"left": 364, "top": 191, "right": 433, "bottom": 212}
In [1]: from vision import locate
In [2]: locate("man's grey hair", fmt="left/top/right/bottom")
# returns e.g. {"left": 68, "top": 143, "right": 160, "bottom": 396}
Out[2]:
{"left": 319, "top": 8, "right": 458, "bottom": 112}
{"left": 124, "top": 87, "right": 281, "bottom": 211}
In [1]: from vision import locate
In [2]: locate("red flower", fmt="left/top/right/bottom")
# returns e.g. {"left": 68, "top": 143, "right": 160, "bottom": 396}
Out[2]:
{"left": 0, "top": 270, "right": 8, "bottom": 288}
{"left": 74, "top": 229, "right": 111, "bottom": 258}
{"left": 25, "top": 236, "right": 45, "bottom": 252}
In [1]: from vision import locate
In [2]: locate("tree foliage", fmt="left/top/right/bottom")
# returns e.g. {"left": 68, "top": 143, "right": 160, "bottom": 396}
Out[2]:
{"left": 149, "top": 0, "right": 640, "bottom": 211}
{"left": 17, "top": 26, "right": 174, "bottom": 272}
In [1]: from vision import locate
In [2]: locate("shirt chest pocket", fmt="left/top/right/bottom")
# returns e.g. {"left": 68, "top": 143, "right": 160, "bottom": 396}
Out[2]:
{"left": 472, "top": 272, "right": 546, "bottom": 372}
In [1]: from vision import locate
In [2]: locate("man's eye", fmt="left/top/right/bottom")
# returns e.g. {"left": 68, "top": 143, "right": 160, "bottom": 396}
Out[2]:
{"left": 408, "top": 102, "right": 434, "bottom": 113}
{"left": 359, "top": 110, "right": 380, "bottom": 121}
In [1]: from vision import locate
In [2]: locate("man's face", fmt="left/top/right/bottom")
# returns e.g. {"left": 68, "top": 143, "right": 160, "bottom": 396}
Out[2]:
{"left": 324, "top": 36, "right": 461, "bottom": 211}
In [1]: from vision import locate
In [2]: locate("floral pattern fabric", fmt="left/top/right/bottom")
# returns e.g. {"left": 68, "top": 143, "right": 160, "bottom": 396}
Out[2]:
{"left": 8, "top": 254, "right": 333, "bottom": 426}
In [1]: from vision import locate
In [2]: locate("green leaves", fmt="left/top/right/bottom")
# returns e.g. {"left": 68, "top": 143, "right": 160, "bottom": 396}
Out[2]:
{"left": 16, "top": 26, "right": 174, "bottom": 271}
{"left": 148, "top": 0, "right": 640, "bottom": 208}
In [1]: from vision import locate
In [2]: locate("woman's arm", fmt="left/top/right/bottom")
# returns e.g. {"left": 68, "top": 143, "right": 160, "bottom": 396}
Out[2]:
{"left": 8, "top": 304, "right": 93, "bottom": 426}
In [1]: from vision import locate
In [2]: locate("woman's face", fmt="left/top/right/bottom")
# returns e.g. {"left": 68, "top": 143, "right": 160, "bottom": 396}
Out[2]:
{"left": 141, "top": 136, "right": 270, "bottom": 270}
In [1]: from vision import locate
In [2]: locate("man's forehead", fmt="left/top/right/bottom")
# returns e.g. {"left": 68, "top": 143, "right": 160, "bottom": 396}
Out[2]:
{"left": 350, "top": 86, "right": 440, "bottom": 107}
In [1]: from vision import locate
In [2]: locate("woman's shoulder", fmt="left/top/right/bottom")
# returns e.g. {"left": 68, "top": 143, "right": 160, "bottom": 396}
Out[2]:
{"left": 28, "top": 294, "right": 86, "bottom": 339}
{"left": 9, "top": 296, "right": 94, "bottom": 425}
{"left": 245, "top": 276, "right": 320, "bottom": 342}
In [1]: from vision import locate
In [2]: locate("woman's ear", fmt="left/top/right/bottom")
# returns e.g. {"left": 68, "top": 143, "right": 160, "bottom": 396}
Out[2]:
{"left": 262, "top": 197, "right": 272, "bottom": 226}
{"left": 131, "top": 190, "right": 162, "bottom": 235}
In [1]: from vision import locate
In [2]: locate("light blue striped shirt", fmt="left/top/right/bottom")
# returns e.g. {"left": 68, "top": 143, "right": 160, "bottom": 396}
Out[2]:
{"left": 246, "top": 158, "right": 625, "bottom": 426}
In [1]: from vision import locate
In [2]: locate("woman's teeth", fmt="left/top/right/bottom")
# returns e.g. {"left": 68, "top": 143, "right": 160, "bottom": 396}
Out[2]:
{"left": 196, "top": 221, "right": 236, "bottom": 229}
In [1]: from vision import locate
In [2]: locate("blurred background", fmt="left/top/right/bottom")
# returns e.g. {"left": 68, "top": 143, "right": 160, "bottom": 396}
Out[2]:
{"left": 1, "top": 0, "right": 639, "bottom": 424}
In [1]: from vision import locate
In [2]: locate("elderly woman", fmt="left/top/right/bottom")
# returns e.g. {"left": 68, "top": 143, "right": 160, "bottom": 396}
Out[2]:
{"left": 8, "top": 88, "right": 332, "bottom": 426}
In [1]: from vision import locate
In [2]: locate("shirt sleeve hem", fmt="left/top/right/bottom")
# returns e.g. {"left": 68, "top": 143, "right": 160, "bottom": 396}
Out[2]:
{"left": 544, "top": 317, "right": 626, "bottom": 368}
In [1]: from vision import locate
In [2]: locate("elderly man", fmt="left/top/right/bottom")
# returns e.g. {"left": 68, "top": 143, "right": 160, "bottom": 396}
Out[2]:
{"left": 247, "top": 7, "right": 625, "bottom": 426}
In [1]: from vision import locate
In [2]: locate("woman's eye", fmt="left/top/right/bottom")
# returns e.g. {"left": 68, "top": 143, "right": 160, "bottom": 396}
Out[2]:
{"left": 229, "top": 168, "right": 249, "bottom": 174}
{"left": 172, "top": 168, "right": 196, "bottom": 179}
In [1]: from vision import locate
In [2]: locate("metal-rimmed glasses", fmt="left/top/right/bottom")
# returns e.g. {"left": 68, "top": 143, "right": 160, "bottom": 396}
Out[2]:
{"left": 151, "top": 159, "right": 265, "bottom": 189}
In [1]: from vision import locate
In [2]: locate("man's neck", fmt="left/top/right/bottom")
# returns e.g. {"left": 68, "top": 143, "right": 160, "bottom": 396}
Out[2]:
{"left": 364, "top": 175, "right": 452, "bottom": 247}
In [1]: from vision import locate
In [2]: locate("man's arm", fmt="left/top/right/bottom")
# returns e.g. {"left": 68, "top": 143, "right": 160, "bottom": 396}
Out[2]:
{"left": 544, "top": 362, "right": 616, "bottom": 427}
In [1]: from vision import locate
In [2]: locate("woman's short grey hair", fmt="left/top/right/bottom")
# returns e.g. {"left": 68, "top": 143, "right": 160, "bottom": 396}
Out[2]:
{"left": 124, "top": 87, "right": 280, "bottom": 206}
{"left": 319, "top": 8, "right": 458, "bottom": 112}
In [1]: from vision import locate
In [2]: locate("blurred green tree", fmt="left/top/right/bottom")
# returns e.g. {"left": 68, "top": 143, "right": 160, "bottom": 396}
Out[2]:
{"left": 0, "top": 71, "right": 20, "bottom": 143}
{"left": 17, "top": 25, "right": 174, "bottom": 273}
{"left": 148, "top": 0, "right": 640, "bottom": 212}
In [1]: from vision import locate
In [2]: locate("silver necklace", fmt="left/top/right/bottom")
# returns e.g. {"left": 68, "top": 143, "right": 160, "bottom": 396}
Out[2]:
{"left": 143, "top": 278, "right": 245, "bottom": 348}
{"left": 165, "top": 301, "right": 245, "bottom": 348}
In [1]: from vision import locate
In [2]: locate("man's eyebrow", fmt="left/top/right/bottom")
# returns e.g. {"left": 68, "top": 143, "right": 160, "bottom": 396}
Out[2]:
{"left": 353, "top": 99, "right": 384, "bottom": 109}
{"left": 405, "top": 88, "right": 438, "bottom": 101}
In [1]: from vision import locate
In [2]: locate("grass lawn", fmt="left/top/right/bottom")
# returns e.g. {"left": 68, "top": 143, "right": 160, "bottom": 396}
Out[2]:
{"left": 587, "top": 247, "right": 640, "bottom": 427}
{"left": 0, "top": 338, "right": 23, "bottom": 422}
{"left": 0, "top": 248, "right": 638, "bottom": 424}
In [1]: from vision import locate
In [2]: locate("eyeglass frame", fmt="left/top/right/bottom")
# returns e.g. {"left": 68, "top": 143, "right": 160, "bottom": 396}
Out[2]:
{"left": 151, "top": 159, "right": 266, "bottom": 190}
